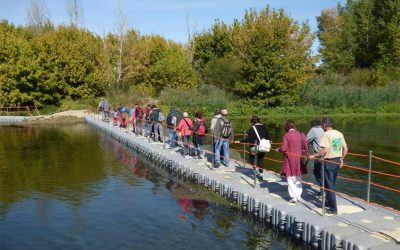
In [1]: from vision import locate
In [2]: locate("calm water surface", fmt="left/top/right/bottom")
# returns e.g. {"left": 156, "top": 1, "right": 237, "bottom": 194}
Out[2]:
{"left": 0, "top": 124, "right": 305, "bottom": 250}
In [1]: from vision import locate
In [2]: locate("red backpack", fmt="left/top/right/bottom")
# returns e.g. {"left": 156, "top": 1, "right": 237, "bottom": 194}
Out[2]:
{"left": 197, "top": 120, "right": 206, "bottom": 135}
{"left": 136, "top": 108, "right": 143, "bottom": 119}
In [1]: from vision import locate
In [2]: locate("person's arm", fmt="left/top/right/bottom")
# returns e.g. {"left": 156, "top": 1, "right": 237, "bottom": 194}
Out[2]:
{"left": 341, "top": 137, "right": 348, "bottom": 167}
{"left": 277, "top": 135, "right": 288, "bottom": 153}
{"left": 213, "top": 119, "right": 221, "bottom": 138}
{"left": 302, "top": 133, "right": 309, "bottom": 156}
{"left": 173, "top": 117, "right": 177, "bottom": 131}
{"left": 310, "top": 133, "right": 328, "bottom": 159}
{"left": 306, "top": 128, "right": 314, "bottom": 144}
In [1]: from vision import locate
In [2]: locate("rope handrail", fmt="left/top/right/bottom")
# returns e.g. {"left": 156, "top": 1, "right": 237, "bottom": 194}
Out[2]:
{"left": 110, "top": 112, "right": 400, "bottom": 176}
{"left": 94, "top": 113, "right": 400, "bottom": 215}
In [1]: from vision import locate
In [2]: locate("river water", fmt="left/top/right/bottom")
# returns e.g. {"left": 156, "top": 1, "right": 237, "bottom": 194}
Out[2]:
{"left": 0, "top": 123, "right": 304, "bottom": 250}
{"left": 0, "top": 116, "right": 399, "bottom": 249}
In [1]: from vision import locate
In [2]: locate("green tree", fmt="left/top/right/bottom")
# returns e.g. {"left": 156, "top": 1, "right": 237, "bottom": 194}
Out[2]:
{"left": 193, "top": 20, "right": 232, "bottom": 74}
{"left": 230, "top": 8, "right": 315, "bottom": 105}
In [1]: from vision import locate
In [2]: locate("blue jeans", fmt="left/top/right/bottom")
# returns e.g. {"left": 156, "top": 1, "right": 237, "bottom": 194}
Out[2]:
{"left": 314, "top": 159, "right": 323, "bottom": 187}
{"left": 144, "top": 121, "right": 150, "bottom": 136}
{"left": 168, "top": 129, "right": 177, "bottom": 147}
{"left": 215, "top": 139, "right": 229, "bottom": 165}
{"left": 324, "top": 158, "right": 340, "bottom": 212}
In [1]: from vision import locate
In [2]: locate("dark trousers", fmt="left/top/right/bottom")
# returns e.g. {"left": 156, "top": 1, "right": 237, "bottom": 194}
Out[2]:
{"left": 250, "top": 152, "right": 265, "bottom": 172}
{"left": 314, "top": 159, "right": 323, "bottom": 187}
{"left": 324, "top": 158, "right": 340, "bottom": 212}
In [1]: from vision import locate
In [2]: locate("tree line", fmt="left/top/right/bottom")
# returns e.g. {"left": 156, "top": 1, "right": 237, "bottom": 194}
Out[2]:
{"left": 0, "top": 0, "right": 399, "bottom": 109}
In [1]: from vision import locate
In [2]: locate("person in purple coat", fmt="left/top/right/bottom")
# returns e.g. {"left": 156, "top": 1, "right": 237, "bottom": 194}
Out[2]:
{"left": 276, "top": 120, "right": 309, "bottom": 203}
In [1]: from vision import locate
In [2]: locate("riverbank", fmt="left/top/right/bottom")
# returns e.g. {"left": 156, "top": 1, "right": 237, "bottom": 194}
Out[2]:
{"left": 0, "top": 110, "right": 88, "bottom": 124}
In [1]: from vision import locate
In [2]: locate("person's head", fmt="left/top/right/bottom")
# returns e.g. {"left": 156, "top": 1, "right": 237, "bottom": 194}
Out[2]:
{"left": 251, "top": 115, "right": 260, "bottom": 124}
{"left": 214, "top": 109, "right": 221, "bottom": 116}
{"left": 146, "top": 104, "right": 151, "bottom": 108}
{"left": 284, "top": 120, "right": 296, "bottom": 132}
{"left": 195, "top": 111, "right": 203, "bottom": 119}
{"left": 151, "top": 104, "right": 157, "bottom": 109}
{"left": 183, "top": 112, "right": 189, "bottom": 118}
{"left": 221, "top": 109, "right": 228, "bottom": 116}
{"left": 310, "top": 119, "right": 321, "bottom": 128}
{"left": 170, "top": 107, "right": 176, "bottom": 113}
{"left": 135, "top": 102, "right": 139, "bottom": 107}
{"left": 321, "top": 117, "right": 333, "bottom": 131}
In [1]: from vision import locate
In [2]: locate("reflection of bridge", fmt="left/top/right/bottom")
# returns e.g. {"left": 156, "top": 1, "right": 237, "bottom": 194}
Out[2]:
{"left": 86, "top": 116, "right": 399, "bottom": 250}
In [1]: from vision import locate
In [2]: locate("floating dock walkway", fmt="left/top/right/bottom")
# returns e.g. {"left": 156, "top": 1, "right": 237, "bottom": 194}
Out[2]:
{"left": 85, "top": 116, "right": 400, "bottom": 249}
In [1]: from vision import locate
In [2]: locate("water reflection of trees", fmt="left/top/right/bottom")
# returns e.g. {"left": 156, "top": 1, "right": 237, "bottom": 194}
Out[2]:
{"left": 0, "top": 125, "right": 107, "bottom": 214}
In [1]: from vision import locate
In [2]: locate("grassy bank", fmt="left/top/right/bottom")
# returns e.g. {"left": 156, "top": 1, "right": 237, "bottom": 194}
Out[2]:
{"left": 35, "top": 80, "right": 400, "bottom": 119}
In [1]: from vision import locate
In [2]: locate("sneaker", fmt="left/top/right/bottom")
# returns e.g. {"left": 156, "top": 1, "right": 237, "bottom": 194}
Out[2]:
{"left": 221, "top": 162, "right": 229, "bottom": 167}
{"left": 256, "top": 173, "right": 263, "bottom": 181}
{"left": 288, "top": 198, "right": 298, "bottom": 204}
{"left": 214, "top": 163, "right": 220, "bottom": 168}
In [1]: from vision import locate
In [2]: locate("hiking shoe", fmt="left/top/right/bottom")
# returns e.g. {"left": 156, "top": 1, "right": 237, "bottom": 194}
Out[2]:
{"left": 325, "top": 208, "right": 338, "bottom": 215}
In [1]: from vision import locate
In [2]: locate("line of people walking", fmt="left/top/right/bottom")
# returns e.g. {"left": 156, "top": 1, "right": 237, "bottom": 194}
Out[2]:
{"left": 98, "top": 100, "right": 348, "bottom": 215}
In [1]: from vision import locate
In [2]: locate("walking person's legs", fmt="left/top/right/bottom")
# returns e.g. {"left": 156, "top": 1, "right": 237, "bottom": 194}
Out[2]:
{"left": 324, "top": 159, "right": 340, "bottom": 213}
{"left": 222, "top": 140, "right": 229, "bottom": 166}
{"left": 214, "top": 139, "right": 222, "bottom": 166}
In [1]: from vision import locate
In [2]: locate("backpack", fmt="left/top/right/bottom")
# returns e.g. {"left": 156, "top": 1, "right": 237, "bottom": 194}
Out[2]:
{"left": 220, "top": 118, "right": 232, "bottom": 139}
{"left": 197, "top": 120, "right": 207, "bottom": 136}
{"left": 152, "top": 109, "right": 160, "bottom": 122}
{"left": 166, "top": 112, "right": 175, "bottom": 127}
{"left": 136, "top": 108, "right": 143, "bottom": 119}
{"left": 158, "top": 111, "right": 165, "bottom": 122}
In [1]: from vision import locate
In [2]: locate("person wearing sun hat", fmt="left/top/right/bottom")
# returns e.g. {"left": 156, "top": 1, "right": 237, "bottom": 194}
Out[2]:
{"left": 236, "top": 115, "right": 270, "bottom": 180}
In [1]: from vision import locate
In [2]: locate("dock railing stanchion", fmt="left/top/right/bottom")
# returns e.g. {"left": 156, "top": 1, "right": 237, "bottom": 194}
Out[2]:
{"left": 211, "top": 134, "right": 215, "bottom": 169}
{"left": 163, "top": 124, "right": 166, "bottom": 149}
{"left": 243, "top": 131, "right": 246, "bottom": 167}
{"left": 254, "top": 140, "right": 257, "bottom": 188}
{"left": 367, "top": 150, "right": 372, "bottom": 203}
{"left": 321, "top": 160, "right": 325, "bottom": 216}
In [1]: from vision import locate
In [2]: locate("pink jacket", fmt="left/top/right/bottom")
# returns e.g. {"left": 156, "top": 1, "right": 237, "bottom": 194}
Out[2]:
{"left": 279, "top": 129, "right": 309, "bottom": 177}
{"left": 177, "top": 118, "right": 193, "bottom": 136}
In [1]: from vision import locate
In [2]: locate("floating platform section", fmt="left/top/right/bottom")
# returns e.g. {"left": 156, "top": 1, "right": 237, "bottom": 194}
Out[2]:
{"left": 88, "top": 116, "right": 399, "bottom": 249}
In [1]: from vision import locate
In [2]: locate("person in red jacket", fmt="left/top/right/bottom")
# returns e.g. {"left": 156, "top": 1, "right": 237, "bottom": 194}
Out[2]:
{"left": 177, "top": 112, "right": 193, "bottom": 157}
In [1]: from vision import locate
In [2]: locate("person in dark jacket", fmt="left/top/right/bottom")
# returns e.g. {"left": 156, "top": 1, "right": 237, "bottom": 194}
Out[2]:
{"left": 236, "top": 115, "right": 270, "bottom": 180}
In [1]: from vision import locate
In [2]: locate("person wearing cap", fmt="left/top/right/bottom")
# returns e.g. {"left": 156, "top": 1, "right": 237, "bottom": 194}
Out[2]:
{"left": 213, "top": 109, "right": 234, "bottom": 167}
{"left": 236, "top": 115, "right": 270, "bottom": 180}
{"left": 177, "top": 112, "right": 193, "bottom": 157}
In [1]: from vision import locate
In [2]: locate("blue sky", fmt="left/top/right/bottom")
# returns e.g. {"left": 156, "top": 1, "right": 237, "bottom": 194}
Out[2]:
{"left": 1, "top": 0, "right": 343, "bottom": 51}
